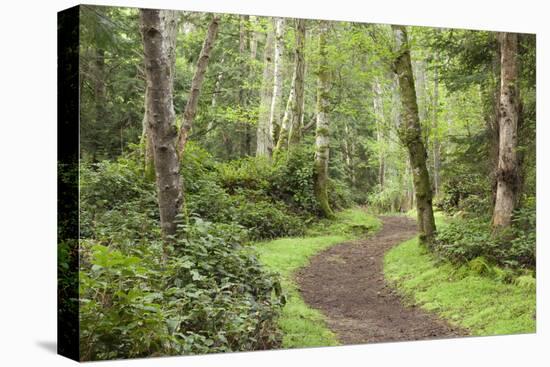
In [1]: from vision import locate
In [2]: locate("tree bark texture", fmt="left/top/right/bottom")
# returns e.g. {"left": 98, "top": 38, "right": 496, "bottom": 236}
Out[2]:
{"left": 256, "top": 23, "right": 275, "bottom": 157}
{"left": 140, "top": 9, "right": 183, "bottom": 242}
{"left": 432, "top": 54, "right": 441, "bottom": 197}
{"left": 392, "top": 25, "right": 436, "bottom": 243}
{"left": 373, "top": 79, "right": 385, "bottom": 189}
{"left": 268, "top": 18, "right": 285, "bottom": 154}
{"left": 142, "top": 10, "right": 178, "bottom": 179}
{"left": 288, "top": 19, "right": 306, "bottom": 145}
{"left": 177, "top": 15, "right": 220, "bottom": 157}
{"left": 492, "top": 32, "right": 519, "bottom": 229}
{"left": 275, "top": 69, "right": 296, "bottom": 151}
{"left": 314, "top": 21, "right": 334, "bottom": 219}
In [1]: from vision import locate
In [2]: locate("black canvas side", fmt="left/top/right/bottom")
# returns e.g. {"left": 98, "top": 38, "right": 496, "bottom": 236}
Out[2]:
{"left": 57, "top": 4, "right": 80, "bottom": 362}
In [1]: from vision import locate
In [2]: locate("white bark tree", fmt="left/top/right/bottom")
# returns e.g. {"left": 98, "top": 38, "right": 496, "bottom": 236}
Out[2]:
{"left": 276, "top": 19, "right": 306, "bottom": 150}
{"left": 256, "top": 22, "right": 275, "bottom": 157}
{"left": 268, "top": 18, "right": 285, "bottom": 155}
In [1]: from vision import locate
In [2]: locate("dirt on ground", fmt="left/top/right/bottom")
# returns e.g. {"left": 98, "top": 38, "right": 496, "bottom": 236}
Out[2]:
{"left": 295, "top": 216, "right": 466, "bottom": 345}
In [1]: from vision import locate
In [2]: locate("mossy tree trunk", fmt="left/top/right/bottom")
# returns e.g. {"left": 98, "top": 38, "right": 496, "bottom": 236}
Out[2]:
{"left": 140, "top": 9, "right": 183, "bottom": 248}
{"left": 492, "top": 32, "right": 519, "bottom": 229}
{"left": 392, "top": 25, "right": 436, "bottom": 243}
{"left": 314, "top": 20, "right": 334, "bottom": 219}
{"left": 432, "top": 53, "right": 441, "bottom": 197}
{"left": 373, "top": 78, "right": 385, "bottom": 189}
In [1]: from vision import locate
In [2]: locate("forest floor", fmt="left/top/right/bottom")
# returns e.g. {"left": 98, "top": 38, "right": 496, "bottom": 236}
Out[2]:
{"left": 296, "top": 216, "right": 465, "bottom": 344}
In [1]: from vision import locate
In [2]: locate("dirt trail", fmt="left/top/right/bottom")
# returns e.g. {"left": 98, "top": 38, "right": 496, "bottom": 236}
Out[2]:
{"left": 296, "top": 216, "right": 465, "bottom": 344}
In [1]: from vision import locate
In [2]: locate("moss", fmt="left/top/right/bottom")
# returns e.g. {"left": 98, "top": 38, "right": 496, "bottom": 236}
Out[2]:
{"left": 514, "top": 275, "right": 536, "bottom": 292}
{"left": 385, "top": 237, "right": 536, "bottom": 335}
{"left": 468, "top": 256, "right": 492, "bottom": 276}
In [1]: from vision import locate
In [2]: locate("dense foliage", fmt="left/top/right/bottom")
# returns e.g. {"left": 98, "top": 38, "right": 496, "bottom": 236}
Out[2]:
{"left": 433, "top": 202, "right": 535, "bottom": 270}
{"left": 79, "top": 156, "right": 291, "bottom": 359}
{"left": 78, "top": 142, "right": 354, "bottom": 359}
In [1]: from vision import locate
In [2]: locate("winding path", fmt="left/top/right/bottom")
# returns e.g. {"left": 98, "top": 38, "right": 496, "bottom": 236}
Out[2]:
{"left": 295, "top": 216, "right": 464, "bottom": 344}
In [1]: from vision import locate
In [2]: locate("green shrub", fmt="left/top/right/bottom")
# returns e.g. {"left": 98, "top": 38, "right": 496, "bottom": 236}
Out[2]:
{"left": 433, "top": 209, "right": 535, "bottom": 269}
{"left": 231, "top": 198, "right": 305, "bottom": 240}
{"left": 217, "top": 157, "right": 273, "bottom": 194}
{"left": 271, "top": 146, "right": 320, "bottom": 214}
{"left": 79, "top": 218, "right": 284, "bottom": 361}
{"left": 435, "top": 173, "right": 491, "bottom": 215}
{"left": 367, "top": 181, "right": 406, "bottom": 213}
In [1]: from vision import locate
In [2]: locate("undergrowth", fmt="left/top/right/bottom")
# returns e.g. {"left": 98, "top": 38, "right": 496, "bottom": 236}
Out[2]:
{"left": 384, "top": 237, "right": 536, "bottom": 336}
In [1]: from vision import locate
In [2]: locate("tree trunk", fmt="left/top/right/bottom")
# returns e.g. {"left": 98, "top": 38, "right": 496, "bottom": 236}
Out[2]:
{"left": 249, "top": 16, "right": 259, "bottom": 60}
{"left": 256, "top": 23, "right": 275, "bottom": 157}
{"left": 373, "top": 79, "right": 385, "bottom": 188}
{"left": 142, "top": 11, "right": 178, "bottom": 179}
{"left": 207, "top": 57, "right": 224, "bottom": 132}
{"left": 275, "top": 69, "right": 296, "bottom": 151}
{"left": 392, "top": 25, "right": 436, "bottom": 244}
{"left": 140, "top": 9, "right": 183, "bottom": 246}
{"left": 432, "top": 53, "right": 441, "bottom": 197}
{"left": 140, "top": 90, "right": 155, "bottom": 180}
{"left": 492, "top": 32, "right": 519, "bottom": 229}
{"left": 314, "top": 21, "right": 334, "bottom": 219}
{"left": 343, "top": 121, "right": 356, "bottom": 187}
{"left": 177, "top": 15, "right": 220, "bottom": 157}
{"left": 288, "top": 19, "right": 306, "bottom": 145}
{"left": 268, "top": 17, "right": 285, "bottom": 155}
{"left": 238, "top": 15, "right": 252, "bottom": 156}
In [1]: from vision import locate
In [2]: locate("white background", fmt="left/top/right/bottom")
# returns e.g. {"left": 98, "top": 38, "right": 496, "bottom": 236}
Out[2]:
{"left": 0, "top": 0, "right": 547, "bottom": 365}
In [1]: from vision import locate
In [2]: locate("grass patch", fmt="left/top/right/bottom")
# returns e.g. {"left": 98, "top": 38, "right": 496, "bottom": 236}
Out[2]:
{"left": 384, "top": 237, "right": 536, "bottom": 336}
{"left": 254, "top": 208, "right": 381, "bottom": 348}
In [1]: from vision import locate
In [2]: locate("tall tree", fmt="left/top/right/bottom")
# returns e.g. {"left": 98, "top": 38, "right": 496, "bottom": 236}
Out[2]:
{"left": 268, "top": 18, "right": 285, "bottom": 154}
{"left": 314, "top": 20, "right": 334, "bottom": 218}
{"left": 392, "top": 25, "right": 436, "bottom": 243}
{"left": 177, "top": 15, "right": 220, "bottom": 157}
{"left": 140, "top": 9, "right": 183, "bottom": 247}
{"left": 288, "top": 19, "right": 306, "bottom": 145}
{"left": 256, "top": 22, "right": 275, "bottom": 157}
{"left": 492, "top": 32, "right": 519, "bottom": 229}
{"left": 276, "top": 19, "right": 306, "bottom": 150}
{"left": 142, "top": 10, "right": 178, "bottom": 179}
{"left": 373, "top": 78, "right": 385, "bottom": 189}
{"left": 432, "top": 52, "right": 441, "bottom": 196}
{"left": 276, "top": 69, "right": 296, "bottom": 150}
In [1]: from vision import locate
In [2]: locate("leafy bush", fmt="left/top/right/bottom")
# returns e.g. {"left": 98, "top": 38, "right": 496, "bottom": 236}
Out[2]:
{"left": 79, "top": 218, "right": 284, "bottom": 361}
{"left": 433, "top": 207, "right": 535, "bottom": 269}
{"left": 271, "top": 146, "right": 320, "bottom": 214}
{"left": 217, "top": 156, "right": 273, "bottom": 194}
{"left": 435, "top": 173, "right": 491, "bottom": 215}
{"left": 367, "top": 181, "right": 406, "bottom": 213}
{"left": 328, "top": 179, "right": 355, "bottom": 210}
{"left": 231, "top": 198, "right": 305, "bottom": 240}
{"left": 181, "top": 147, "right": 313, "bottom": 240}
